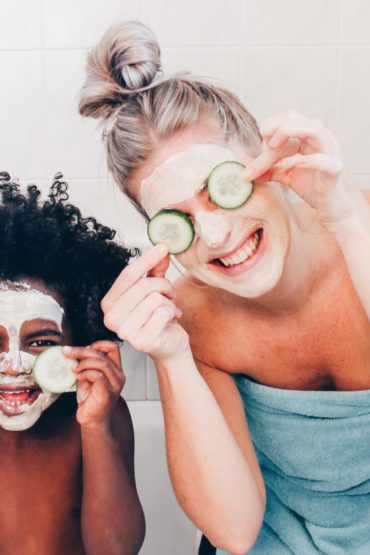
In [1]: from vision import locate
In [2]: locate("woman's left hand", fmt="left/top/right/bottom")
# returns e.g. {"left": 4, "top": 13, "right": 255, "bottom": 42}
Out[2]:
{"left": 63, "top": 341, "right": 125, "bottom": 429}
{"left": 244, "top": 110, "right": 356, "bottom": 232}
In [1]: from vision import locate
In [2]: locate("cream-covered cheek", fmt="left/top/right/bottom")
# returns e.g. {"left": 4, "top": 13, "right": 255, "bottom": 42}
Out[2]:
{"left": 0, "top": 285, "right": 64, "bottom": 431}
{"left": 179, "top": 184, "right": 291, "bottom": 299}
{"left": 140, "top": 144, "right": 237, "bottom": 218}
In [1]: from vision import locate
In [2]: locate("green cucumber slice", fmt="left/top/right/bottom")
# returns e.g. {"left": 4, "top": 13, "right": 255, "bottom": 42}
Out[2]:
{"left": 207, "top": 161, "right": 253, "bottom": 209}
{"left": 33, "top": 346, "right": 77, "bottom": 394}
{"left": 147, "top": 209, "right": 195, "bottom": 254}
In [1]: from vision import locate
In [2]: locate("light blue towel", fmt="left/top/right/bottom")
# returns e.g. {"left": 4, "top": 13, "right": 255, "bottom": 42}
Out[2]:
{"left": 217, "top": 375, "right": 370, "bottom": 555}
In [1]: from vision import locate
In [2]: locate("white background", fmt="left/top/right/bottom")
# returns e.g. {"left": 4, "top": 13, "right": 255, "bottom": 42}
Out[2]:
{"left": 1, "top": 1, "right": 369, "bottom": 553}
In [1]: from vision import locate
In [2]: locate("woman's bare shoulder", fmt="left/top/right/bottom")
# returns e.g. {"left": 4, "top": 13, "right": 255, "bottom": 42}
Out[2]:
{"left": 174, "top": 275, "right": 220, "bottom": 315}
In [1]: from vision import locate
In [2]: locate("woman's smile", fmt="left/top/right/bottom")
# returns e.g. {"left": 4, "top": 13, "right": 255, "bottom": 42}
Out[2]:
{"left": 207, "top": 227, "right": 265, "bottom": 276}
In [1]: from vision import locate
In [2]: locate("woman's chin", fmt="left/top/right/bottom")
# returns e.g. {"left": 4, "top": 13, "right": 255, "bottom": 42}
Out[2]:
{"left": 193, "top": 254, "right": 285, "bottom": 300}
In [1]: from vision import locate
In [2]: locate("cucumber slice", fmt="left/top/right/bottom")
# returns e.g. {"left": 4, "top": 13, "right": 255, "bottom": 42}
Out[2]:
{"left": 147, "top": 209, "right": 195, "bottom": 254}
{"left": 33, "top": 346, "right": 77, "bottom": 394}
{"left": 207, "top": 161, "right": 253, "bottom": 209}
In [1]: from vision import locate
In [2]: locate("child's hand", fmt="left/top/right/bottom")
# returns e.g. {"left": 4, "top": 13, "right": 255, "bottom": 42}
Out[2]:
{"left": 63, "top": 341, "right": 125, "bottom": 429}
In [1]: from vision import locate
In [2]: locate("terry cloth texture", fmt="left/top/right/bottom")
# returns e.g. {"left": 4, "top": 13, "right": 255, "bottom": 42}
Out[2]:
{"left": 217, "top": 374, "right": 370, "bottom": 555}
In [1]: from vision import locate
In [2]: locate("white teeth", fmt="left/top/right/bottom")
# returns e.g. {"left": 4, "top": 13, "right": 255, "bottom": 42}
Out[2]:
{"left": 219, "top": 231, "right": 260, "bottom": 267}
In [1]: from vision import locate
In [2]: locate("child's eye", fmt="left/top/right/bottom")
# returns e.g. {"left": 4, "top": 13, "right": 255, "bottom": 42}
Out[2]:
{"left": 29, "top": 339, "right": 58, "bottom": 348}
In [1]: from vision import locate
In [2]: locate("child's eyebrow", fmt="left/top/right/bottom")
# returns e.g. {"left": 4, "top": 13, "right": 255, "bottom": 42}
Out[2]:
{"left": 24, "top": 329, "right": 63, "bottom": 340}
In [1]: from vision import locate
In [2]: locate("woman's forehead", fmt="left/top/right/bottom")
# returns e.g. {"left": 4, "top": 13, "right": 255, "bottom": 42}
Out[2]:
{"left": 140, "top": 143, "right": 238, "bottom": 217}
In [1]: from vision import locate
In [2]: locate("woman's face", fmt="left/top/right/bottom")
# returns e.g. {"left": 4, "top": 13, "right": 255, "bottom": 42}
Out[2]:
{"left": 0, "top": 278, "right": 72, "bottom": 431}
{"left": 132, "top": 125, "right": 292, "bottom": 299}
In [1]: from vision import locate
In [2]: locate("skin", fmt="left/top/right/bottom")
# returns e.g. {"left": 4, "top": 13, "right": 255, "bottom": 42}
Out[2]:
{"left": 0, "top": 278, "right": 145, "bottom": 555}
{"left": 102, "top": 112, "right": 370, "bottom": 554}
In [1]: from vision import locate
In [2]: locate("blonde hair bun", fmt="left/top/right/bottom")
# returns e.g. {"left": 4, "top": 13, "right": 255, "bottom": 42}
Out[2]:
{"left": 80, "top": 20, "right": 162, "bottom": 119}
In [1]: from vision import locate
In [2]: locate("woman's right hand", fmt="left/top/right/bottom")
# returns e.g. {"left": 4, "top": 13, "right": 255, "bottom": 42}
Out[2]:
{"left": 101, "top": 244, "right": 190, "bottom": 362}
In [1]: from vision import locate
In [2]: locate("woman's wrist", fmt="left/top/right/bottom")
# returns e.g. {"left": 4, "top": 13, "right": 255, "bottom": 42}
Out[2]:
{"left": 153, "top": 346, "right": 197, "bottom": 375}
{"left": 322, "top": 183, "right": 369, "bottom": 236}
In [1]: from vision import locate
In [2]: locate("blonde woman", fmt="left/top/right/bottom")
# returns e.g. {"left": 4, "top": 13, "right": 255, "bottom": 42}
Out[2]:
{"left": 79, "top": 21, "right": 370, "bottom": 555}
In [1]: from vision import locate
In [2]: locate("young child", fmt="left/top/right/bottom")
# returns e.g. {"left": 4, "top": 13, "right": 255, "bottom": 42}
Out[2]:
{"left": 0, "top": 172, "right": 145, "bottom": 555}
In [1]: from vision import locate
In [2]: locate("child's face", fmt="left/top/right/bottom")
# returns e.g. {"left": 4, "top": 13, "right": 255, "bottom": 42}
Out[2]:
{"left": 0, "top": 279, "right": 72, "bottom": 431}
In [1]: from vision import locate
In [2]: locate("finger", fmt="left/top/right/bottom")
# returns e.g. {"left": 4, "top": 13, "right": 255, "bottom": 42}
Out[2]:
{"left": 147, "top": 252, "right": 170, "bottom": 278}
{"left": 124, "top": 304, "right": 180, "bottom": 354}
{"left": 286, "top": 152, "right": 343, "bottom": 176}
{"left": 261, "top": 114, "right": 336, "bottom": 154}
{"left": 76, "top": 369, "right": 122, "bottom": 398}
{"left": 63, "top": 345, "right": 103, "bottom": 361}
{"left": 76, "top": 369, "right": 103, "bottom": 382}
{"left": 140, "top": 306, "right": 179, "bottom": 344}
{"left": 73, "top": 357, "right": 124, "bottom": 391}
{"left": 259, "top": 153, "right": 344, "bottom": 202}
{"left": 101, "top": 244, "right": 169, "bottom": 311}
{"left": 89, "top": 340, "right": 122, "bottom": 367}
{"left": 115, "top": 293, "right": 181, "bottom": 342}
{"left": 243, "top": 138, "right": 300, "bottom": 181}
{"left": 77, "top": 371, "right": 113, "bottom": 400}
{"left": 65, "top": 346, "right": 123, "bottom": 388}
{"left": 107, "top": 276, "right": 176, "bottom": 316}
{"left": 76, "top": 381, "right": 91, "bottom": 404}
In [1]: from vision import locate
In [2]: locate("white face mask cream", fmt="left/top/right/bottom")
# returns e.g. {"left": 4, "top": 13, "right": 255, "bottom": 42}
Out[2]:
{"left": 0, "top": 283, "right": 65, "bottom": 431}
{"left": 140, "top": 144, "right": 237, "bottom": 218}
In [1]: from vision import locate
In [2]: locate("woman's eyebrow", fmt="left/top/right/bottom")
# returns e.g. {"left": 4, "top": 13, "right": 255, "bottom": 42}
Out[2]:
{"left": 24, "top": 329, "right": 63, "bottom": 340}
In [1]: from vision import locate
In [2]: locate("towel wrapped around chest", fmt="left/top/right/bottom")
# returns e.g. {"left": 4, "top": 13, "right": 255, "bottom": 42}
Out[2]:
{"left": 216, "top": 375, "right": 370, "bottom": 555}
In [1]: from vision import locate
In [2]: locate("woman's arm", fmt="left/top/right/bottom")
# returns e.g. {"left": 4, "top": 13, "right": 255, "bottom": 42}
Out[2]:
{"left": 64, "top": 342, "right": 145, "bottom": 555}
{"left": 244, "top": 111, "right": 370, "bottom": 318}
{"left": 330, "top": 189, "right": 370, "bottom": 318}
{"left": 101, "top": 246, "right": 265, "bottom": 555}
{"left": 156, "top": 354, "right": 265, "bottom": 554}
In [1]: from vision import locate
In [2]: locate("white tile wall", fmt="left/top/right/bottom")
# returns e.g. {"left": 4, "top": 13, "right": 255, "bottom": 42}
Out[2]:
{"left": 128, "top": 401, "right": 197, "bottom": 554}
{"left": 0, "top": 0, "right": 43, "bottom": 50}
{"left": 0, "top": 51, "right": 46, "bottom": 178}
{"left": 242, "top": 0, "right": 339, "bottom": 46}
{"left": 341, "top": 0, "right": 370, "bottom": 45}
{"left": 1, "top": 1, "right": 368, "bottom": 552}
{"left": 142, "top": 0, "right": 242, "bottom": 47}
{"left": 241, "top": 47, "right": 338, "bottom": 127}
{"left": 43, "top": 0, "right": 142, "bottom": 48}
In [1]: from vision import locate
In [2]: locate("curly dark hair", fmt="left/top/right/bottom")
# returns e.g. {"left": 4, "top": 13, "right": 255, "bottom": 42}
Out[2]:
{"left": 0, "top": 171, "right": 139, "bottom": 345}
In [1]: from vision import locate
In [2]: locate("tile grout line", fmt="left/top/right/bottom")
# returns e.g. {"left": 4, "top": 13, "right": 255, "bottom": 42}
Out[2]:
{"left": 39, "top": 0, "right": 48, "bottom": 179}
{"left": 239, "top": 0, "right": 244, "bottom": 98}
{"left": 335, "top": 0, "right": 344, "bottom": 142}
{"left": 5, "top": 44, "right": 370, "bottom": 53}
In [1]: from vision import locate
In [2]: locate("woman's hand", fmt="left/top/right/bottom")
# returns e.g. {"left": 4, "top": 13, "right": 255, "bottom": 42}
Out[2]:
{"left": 244, "top": 110, "right": 360, "bottom": 233}
{"left": 63, "top": 341, "right": 125, "bottom": 428}
{"left": 101, "top": 244, "right": 190, "bottom": 362}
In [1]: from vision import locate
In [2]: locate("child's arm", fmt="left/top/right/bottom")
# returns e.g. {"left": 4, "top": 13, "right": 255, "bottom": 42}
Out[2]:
{"left": 64, "top": 341, "right": 145, "bottom": 555}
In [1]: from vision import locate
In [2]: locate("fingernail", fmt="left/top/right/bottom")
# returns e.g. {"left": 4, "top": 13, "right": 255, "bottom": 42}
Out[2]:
{"left": 63, "top": 346, "right": 72, "bottom": 353}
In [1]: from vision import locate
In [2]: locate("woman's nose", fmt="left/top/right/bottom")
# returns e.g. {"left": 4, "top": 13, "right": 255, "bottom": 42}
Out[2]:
{"left": 195, "top": 211, "right": 232, "bottom": 248}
